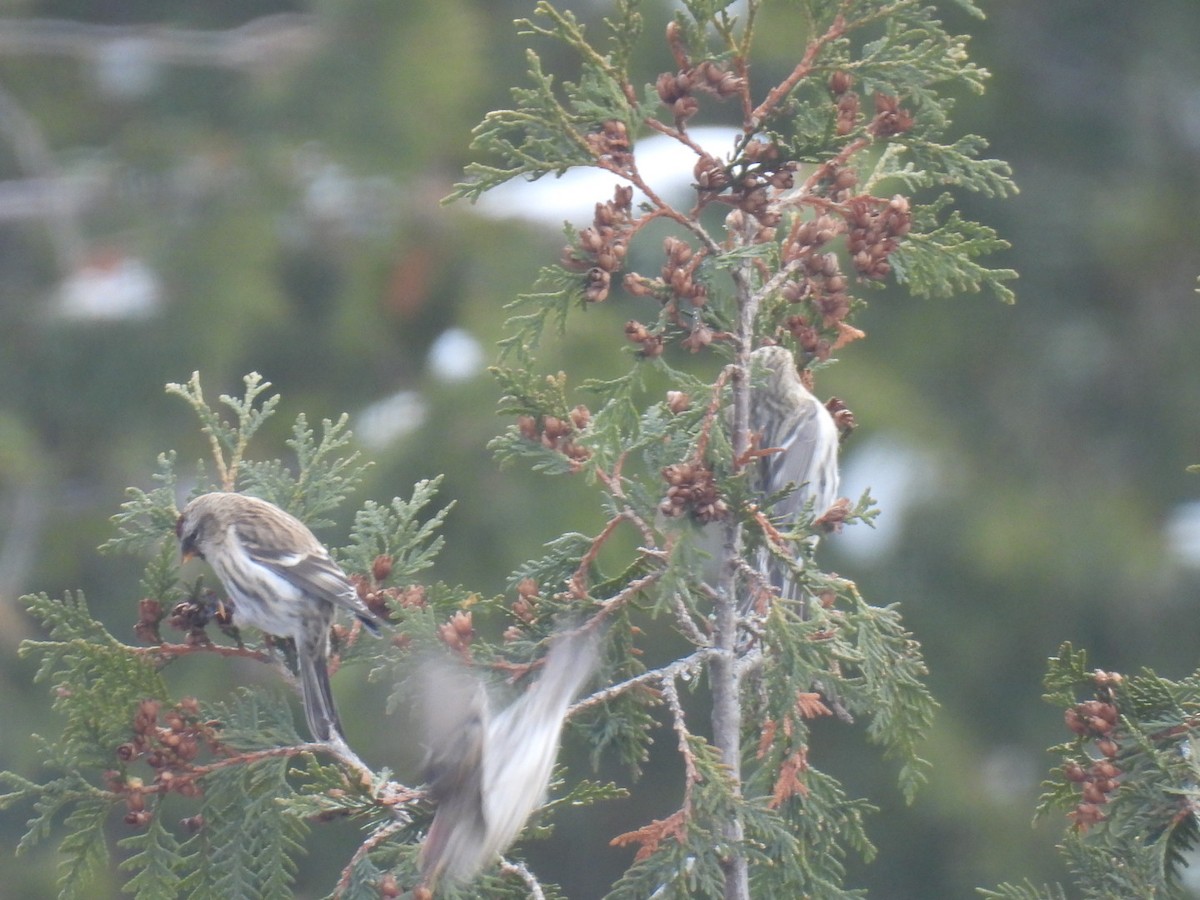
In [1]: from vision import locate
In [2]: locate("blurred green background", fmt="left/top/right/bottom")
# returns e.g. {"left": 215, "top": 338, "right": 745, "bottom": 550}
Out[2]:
{"left": 1, "top": 1, "right": 1199, "bottom": 897}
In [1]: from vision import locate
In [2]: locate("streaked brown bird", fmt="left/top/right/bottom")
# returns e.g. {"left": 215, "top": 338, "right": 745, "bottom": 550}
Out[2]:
{"left": 748, "top": 345, "right": 841, "bottom": 603}
{"left": 417, "top": 629, "right": 599, "bottom": 885}
{"left": 175, "top": 492, "right": 382, "bottom": 744}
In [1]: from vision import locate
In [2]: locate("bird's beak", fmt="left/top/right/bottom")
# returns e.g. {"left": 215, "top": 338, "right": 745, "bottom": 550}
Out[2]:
{"left": 178, "top": 528, "right": 199, "bottom": 564}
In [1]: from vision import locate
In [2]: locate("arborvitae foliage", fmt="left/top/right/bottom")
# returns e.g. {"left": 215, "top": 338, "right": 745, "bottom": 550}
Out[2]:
{"left": 1, "top": 2, "right": 1014, "bottom": 898}
{"left": 2, "top": 375, "right": 453, "bottom": 899}
{"left": 982, "top": 644, "right": 1200, "bottom": 900}
{"left": 455, "top": 0, "right": 1009, "bottom": 897}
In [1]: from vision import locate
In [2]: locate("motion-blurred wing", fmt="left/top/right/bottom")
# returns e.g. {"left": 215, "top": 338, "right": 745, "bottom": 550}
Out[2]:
{"left": 418, "top": 657, "right": 490, "bottom": 882}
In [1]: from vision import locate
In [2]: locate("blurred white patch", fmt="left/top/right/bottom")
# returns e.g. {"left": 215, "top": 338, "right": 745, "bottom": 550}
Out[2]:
{"left": 979, "top": 745, "right": 1040, "bottom": 805}
{"left": 355, "top": 389, "right": 427, "bottom": 451}
{"left": 291, "top": 142, "right": 402, "bottom": 239}
{"left": 427, "top": 327, "right": 485, "bottom": 383}
{"left": 303, "top": 160, "right": 356, "bottom": 223}
{"left": 57, "top": 249, "right": 161, "bottom": 320}
{"left": 835, "top": 435, "right": 941, "bottom": 562}
{"left": 1181, "top": 851, "right": 1200, "bottom": 894}
{"left": 94, "top": 38, "right": 161, "bottom": 98}
{"left": 649, "top": 855, "right": 696, "bottom": 898}
{"left": 471, "top": 126, "right": 741, "bottom": 227}
{"left": 1166, "top": 501, "right": 1200, "bottom": 570}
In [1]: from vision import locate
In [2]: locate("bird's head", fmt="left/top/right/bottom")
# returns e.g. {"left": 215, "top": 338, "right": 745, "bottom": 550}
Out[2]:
{"left": 175, "top": 494, "right": 225, "bottom": 563}
{"left": 750, "top": 344, "right": 806, "bottom": 395}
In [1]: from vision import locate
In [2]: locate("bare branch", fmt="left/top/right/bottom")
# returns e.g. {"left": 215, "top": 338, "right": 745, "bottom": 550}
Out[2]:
{"left": 499, "top": 858, "right": 547, "bottom": 900}
{"left": 661, "top": 675, "right": 701, "bottom": 790}
{"left": 569, "top": 648, "right": 716, "bottom": 715}
{"left": 334, "top": 819, "right": 408, "bottom": 899}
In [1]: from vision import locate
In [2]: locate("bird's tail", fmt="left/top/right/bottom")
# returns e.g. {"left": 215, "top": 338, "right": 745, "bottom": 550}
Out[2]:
{"left": 742, "top": 543, "right": 798, "bottom": 618}
{"left": 299, "top": 651, "right": 344, "bottom": 743}
{"left": 762, "top": 544, "right": 797, "bottom": 602}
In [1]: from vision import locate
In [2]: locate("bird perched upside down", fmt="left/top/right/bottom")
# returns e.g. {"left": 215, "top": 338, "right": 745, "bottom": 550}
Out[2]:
{"left": 175, "top": 492, "right": 383, "bottom": 744}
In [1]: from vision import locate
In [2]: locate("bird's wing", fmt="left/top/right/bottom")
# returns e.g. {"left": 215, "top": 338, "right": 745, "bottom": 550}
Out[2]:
{"left": 752, "top": 398, "right": 839, "bottom": 604}
{"left": 419, "top": 631, "right": 598, "bottom": 883}
{"left": 420, "top": 659, "right": 489, "bottom": 801}
{"left": 234, "top": 523, "right": 378, "bottom": 627}
{"left": 758, "top": 399, "right": 829, "bottom": 520}
{"left": 418, "top": 657, "right": 491, "bottom": 882}
{"left": 484, "top": 629, "right": 599, "bottom": 833}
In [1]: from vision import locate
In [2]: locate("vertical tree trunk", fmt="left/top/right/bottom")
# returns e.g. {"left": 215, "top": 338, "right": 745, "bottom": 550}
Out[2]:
{"left": 712, "top": 516, "right": 749, "bottom": 899}
{"left": 708, "top": 263, "right": 758, "bottom": 900}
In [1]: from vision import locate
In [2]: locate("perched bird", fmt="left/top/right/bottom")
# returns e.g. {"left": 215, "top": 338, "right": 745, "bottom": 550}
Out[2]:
{"left": 747, "top": 345, "right": 841, "bottom": 603}
{"left": 418, "top": 629, "right": 599, "bottom": 885}
{"left": 175, "top": 492, "right": 382, "bottom": 744}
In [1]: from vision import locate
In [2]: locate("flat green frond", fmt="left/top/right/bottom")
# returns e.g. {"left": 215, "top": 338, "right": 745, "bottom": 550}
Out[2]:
{"left": 331, "top": 850, "right": 401, "bottom": 900}
{"left": 446, "top": 51, "right": 599, "bottom": 204}
{"left": 978, "top": 883, "right": 1069, "bottom": 900}
{"left": 56, "top": 798, "right": 113, "bottom": 900}
{"left": 855, "top": 18, "right": 988, "bottom": 110}
{"left": 497, "top": 264, "right": 588, "bottom": 362}
{"left": 137, "top": 541, "right": 187, "bottom": 612}
{"left": 239, "top": 412, "right": 370, "bottom": 527}
{"left": 946, "top": 0, "right": 985, "bottom": 19}
{"left": 216, "top": 373, "right": 279, "bottom": 450}
{"left": 205, "top": 688, "right": 303, "bottom": 752}
{"left": 118, "top": 814, "right": 185, "bottom": 899}
{"left": 19, "top": 593, "right": 169, "bottom": 765}
{"left": 181, "top": 756, "right": 307, "bottom": 900}
{"left": 100, "top": 452, "right": 182, "bottom": 556}
{"left": 848, "top": 596, "right": 937, "bottom": 802}
{"left": 752, "top": 767, "right": 877, "bottom": 895}
{"left": 554, "top": 778, "right": 630, "bottom": 808}
{"left": 288, "top": 414, "right": 369, "bottom": 519}
{"left": 340, "top": 477, "right": 452, "bottom": 582}
{"left": 892, "top": 197, "right": 1017, "bottom": 304}
{"left": 508, "top": 531, "right": 596, "bottom": 594}
{"left": 1041, "top": 642, "right": 1094, "bottom": 703}
{"left": 3, "top": 770, "right": 108, "bottom": 860}
{"left": 606, "top": 744, "right": 776, "bottom": 899}
{"left": 166, "top": 371, "right": 280, "bottom": 490}
{"left": 869, "top": 135, "right": 1016, "bottom": 198}
{"left": 603, "top": 0, "right": 644, "bottom": 72}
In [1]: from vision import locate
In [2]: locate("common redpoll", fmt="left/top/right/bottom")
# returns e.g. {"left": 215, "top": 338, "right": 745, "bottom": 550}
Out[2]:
{"left": 748, "top": 345, "right": 841, "bottom": 602}
{"left": 418, "top": 629, "right": 599, "bottom": 884}
{"left": 175, "top": 492, "right": 382, "bottom": 743}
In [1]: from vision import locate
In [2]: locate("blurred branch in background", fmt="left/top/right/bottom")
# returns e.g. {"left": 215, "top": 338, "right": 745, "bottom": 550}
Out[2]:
{"left": 0, "top": 81, "right": 85, "bottom": 273}
{"left": 0, "top": 480, "right": 47, "bottom": 635}
{"left": 0, "top": 14, "right": 321, "bottom": 74}
{"left": 0, "top": 13, "right": 324, "bottom": 315}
